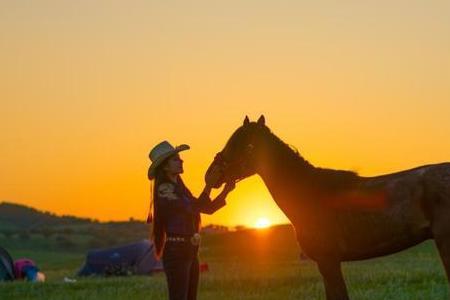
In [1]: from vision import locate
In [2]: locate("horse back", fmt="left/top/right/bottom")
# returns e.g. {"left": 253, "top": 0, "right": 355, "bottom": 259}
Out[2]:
{"left": 299, "top": 163, "right": 450, "bottom": 261}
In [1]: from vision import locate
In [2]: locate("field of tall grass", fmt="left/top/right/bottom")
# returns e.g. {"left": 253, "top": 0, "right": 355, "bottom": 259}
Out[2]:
{"left": 1, "top": 226, "right": 448, "bottom": 299}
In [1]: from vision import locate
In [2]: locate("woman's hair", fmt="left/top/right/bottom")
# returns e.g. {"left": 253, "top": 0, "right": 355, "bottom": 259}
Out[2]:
{"left": 150, "top": 164, "right": 168, "bottom": 259}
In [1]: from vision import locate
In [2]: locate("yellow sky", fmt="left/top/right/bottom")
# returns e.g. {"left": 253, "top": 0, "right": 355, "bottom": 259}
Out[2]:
{"left": 1, "top": 1, "right": 449, "bottom": 227}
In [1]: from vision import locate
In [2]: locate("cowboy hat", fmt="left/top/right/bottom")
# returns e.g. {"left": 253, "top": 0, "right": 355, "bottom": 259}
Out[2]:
{"left": 148, "top": 141, "right": 190, "bottom": 179}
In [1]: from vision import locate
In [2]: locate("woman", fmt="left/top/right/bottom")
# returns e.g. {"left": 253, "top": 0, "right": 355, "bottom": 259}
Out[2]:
{"left": 147, "top": 140, "right": 234, "bottom": 300}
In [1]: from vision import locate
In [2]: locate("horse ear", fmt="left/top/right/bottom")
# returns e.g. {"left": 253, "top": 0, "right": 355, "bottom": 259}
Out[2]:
{"left": 257, "top": 115, "right": 265, "bottom": 126}
{"left": 243, "top": 116, "right": 250, "bottom": 126}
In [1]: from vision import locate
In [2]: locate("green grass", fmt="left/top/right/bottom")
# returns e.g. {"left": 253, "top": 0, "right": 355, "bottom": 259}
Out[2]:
{"left": 1, "top": 228, "right": 449, "bottom": 299}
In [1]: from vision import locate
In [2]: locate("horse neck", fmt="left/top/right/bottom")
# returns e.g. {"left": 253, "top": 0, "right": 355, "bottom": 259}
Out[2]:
{"left": 254, "top": 133, "right": 363, "bottom": 222}
{"left": 255, "top": 135, "right": 316, "bottom": 216}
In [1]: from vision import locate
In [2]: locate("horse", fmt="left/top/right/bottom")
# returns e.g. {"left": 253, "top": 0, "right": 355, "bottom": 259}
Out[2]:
{"left": 205, "top": 115, "right": 450, "bottom": 300}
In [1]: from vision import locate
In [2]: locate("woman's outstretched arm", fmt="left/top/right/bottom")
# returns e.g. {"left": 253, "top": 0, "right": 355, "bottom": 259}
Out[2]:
{"left": 196, "top": 182, "right": 235, "bottom": 215}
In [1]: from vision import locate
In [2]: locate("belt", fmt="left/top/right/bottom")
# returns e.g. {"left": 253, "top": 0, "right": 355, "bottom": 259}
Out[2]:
{"left": 166, "top": 233, "right": 201, "bottom": 246}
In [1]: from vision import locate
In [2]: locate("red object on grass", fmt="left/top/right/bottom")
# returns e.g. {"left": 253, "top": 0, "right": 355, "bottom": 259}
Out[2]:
{"left": 199, "top": 262, "right": 209, "bottom": 272}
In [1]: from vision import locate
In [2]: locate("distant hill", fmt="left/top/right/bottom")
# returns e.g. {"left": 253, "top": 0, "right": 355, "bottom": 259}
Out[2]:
{"left": 0, "top": 202, "right": 93, "bottom": 229}
{"left": 0, "top": 202, "right": 298, "bottom": 255}
{"left": 0, "top": 202, "right": 151, "bottom": 251}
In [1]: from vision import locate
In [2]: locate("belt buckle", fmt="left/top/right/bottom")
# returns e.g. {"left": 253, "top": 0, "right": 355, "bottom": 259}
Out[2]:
{"left": 168, "top": 236, "right": 184, "bottom": 242}
{"left": 190, "top": 233, "right": 201, "bottom": 246}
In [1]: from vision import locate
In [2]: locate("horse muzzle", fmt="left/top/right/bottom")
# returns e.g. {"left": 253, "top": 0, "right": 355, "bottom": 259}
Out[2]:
{"left": 205, "top": 163, "right": 225, "bottom": 188}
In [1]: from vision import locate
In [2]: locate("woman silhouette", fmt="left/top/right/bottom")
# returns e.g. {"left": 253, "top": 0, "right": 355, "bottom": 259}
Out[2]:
{"left": 147, "top": 140, "right": 234, "bottom": 300}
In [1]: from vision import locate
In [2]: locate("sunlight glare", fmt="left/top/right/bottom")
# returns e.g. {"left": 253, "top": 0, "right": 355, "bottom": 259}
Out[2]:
{"left": 255, "top": 217, "right": 271, "bottom": 229}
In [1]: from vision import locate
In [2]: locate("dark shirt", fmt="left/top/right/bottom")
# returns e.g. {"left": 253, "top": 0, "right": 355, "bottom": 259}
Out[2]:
{"left": 155, "top": 180, "right": 225, "bottom": 236}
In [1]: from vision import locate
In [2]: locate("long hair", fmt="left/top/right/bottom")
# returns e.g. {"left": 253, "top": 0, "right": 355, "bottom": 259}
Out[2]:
{"left": 149, "top": 165, "right": 169, "bottom": 259}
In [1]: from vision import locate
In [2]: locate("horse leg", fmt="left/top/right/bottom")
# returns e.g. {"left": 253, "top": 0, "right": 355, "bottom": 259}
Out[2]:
{"left": 317, "top": 259, "right": 349, "bottom": 300}
{"left": 431, "top": 200, "right": 450, "bottom": 284}
{"left": 434, "top": 236, "right": 450, "bottom": 283}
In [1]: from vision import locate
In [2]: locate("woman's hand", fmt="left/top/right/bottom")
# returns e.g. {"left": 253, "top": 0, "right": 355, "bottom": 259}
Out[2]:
{"left": 223, "top": 181, "right": 236, "bottom": 194}
{"left": 205, "top": 165, "right": 223, "bottom": 188}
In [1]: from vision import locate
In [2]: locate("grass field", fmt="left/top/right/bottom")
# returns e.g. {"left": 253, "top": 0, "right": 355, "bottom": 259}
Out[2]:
{"left": 1, "top": 226, "right": 449, "bottom": 300}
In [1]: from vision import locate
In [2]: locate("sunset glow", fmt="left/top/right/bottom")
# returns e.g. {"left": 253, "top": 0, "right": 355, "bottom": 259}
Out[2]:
{"left": 254, "top": 218, "right": 271, "bottom": 229}
{"left": 0, "top": 1, "right": 449, "bottom": 227}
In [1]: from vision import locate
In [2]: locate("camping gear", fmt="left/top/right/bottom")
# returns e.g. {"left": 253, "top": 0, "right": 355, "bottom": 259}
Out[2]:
{"left": 63, "top": 276, "right": 77, "bottom": 283}
{"left": 77, "top": 239, "right": 163, "bottom": 277}
{"left": 199, "top": 262, "right": 209, "bottom": 272}
{"left": 13, "top": 258, "right": 36, "bottom": 279}
{"left": 0, "top": 246, "right": 15, "bottom": 281}
{"left": 13, "top": 259, "right": 44, "bottom": 282}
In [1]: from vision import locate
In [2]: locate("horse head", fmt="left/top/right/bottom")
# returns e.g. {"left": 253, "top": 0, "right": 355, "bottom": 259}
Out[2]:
{"left": 205, "top": 115, "right": 267, "bottom": 188}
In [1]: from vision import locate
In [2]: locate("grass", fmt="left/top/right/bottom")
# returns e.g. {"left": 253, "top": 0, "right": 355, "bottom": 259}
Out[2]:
{"left": 1, "top": 227, "right": 449, "bottom": 299}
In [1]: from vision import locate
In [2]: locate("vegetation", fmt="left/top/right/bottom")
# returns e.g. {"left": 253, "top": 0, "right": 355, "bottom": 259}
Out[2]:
{"left": 0, "top": 202, "right": 448, "bottom": 299}
{"left": 0, "top": 202, "right": 149, "bottom": 251}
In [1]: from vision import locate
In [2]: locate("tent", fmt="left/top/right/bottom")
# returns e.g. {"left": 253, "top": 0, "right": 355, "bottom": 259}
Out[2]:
{"left": 77, "top": 239, "right": 163, "bottom": 277}
{"left": 0, "top": 246, "right": 15, "bottom": 281}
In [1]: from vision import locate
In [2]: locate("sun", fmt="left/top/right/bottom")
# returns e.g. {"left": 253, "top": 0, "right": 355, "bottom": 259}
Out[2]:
{"left": 254, "top": 217, "right": 271, "bottom": 229}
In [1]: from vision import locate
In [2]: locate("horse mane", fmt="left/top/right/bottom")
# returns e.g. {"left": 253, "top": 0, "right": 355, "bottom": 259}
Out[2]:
{"left": 260, "top": 126, "right": 361, "bottom": 192}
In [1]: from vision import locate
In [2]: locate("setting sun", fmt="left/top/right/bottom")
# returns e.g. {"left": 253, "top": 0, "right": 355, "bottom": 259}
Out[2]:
{"left": 254, "top": 217, "right": 271, "bottom": 229}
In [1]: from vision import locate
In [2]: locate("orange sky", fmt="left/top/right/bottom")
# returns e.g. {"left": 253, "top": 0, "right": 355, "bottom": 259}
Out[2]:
{"left": 1, "top": 1, "right": 449, "bottom": 227}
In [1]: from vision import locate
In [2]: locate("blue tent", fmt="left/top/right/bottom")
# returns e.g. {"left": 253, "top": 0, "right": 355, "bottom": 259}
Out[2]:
{"left": 77, "top": 240, "right": 163, "bottom": 276}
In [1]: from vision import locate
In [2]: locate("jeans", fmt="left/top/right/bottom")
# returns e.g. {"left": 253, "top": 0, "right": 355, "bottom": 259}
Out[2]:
{"left": 162, "top": 241, "right": 199, "bottom": 300}
{"left": 22, "top": 265, "right": 39, "bottom": 282}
